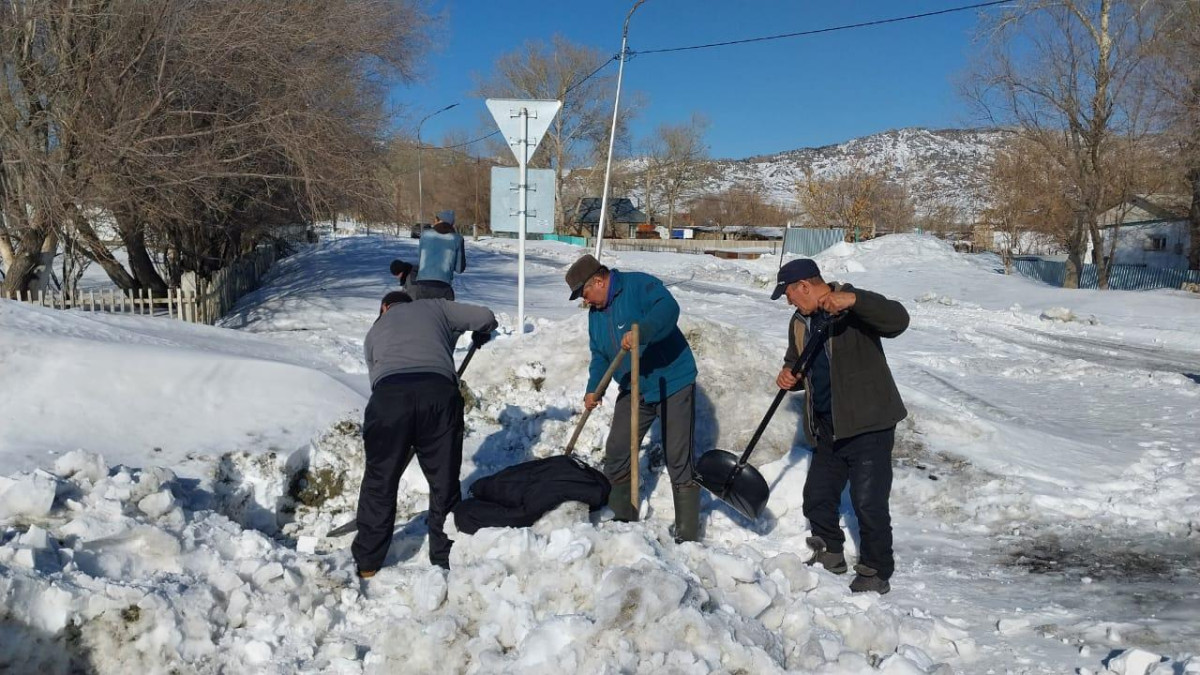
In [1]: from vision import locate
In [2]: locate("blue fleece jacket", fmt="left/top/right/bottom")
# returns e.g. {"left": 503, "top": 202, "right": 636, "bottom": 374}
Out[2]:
{"left": 587, "top": 270, "right": 697, "bottom": 403}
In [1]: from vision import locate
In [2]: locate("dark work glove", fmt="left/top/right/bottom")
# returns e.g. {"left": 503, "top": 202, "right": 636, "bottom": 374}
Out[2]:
{"left": 471, "top": 330, "right": 493, "bottom": 348}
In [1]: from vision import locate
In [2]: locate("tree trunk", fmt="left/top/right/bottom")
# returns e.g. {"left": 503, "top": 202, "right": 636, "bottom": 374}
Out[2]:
{"left": 1189, "top": 166, "right": 1200, "bottom": 271}
{"left": 1090, "top": 222, "right": 1110, "bottom": 289}
{"left": 1063, "top": 252, "right": 1082, "bottom": 289}
{"left": 0, "top": 226, "right": 51, "bottom": 295}
{"left": 1064, "top": 213, "right": 1088, "bottom": 289}
{"left": 115, "top": 209, "right": 169, "bottom": 293}
{"left": 73, "top": 214, "right": 138, "bottom": 290}
{"left": 0, "top": 230, "right": 16, "bottom": 275}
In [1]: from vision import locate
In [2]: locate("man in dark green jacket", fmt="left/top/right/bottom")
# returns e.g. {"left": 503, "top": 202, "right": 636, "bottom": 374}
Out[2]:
{"left": 771, "top": 258, "right": 909, "bottom": 594}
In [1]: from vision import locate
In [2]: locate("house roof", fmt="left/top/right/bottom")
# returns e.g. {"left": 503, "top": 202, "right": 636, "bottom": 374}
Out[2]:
{"left": 1100, "top": 194, "right": 1190, "bottom": 226}
{"left": 571, "top": 198, "right": 649, "bottom": 224}
{"left": 1131, "top": 194, "right": 1190, "bottom": 218}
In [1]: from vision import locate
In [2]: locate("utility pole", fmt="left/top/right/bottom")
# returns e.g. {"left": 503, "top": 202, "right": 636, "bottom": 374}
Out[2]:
{"left": 594, "top": 0, "right": 648, "bottom": 258}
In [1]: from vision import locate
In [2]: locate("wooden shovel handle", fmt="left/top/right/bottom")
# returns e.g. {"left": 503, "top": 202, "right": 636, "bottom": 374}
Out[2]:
{"left": 629, "top": 323, "right": 640, "bottom": 516}
{"left": 564, "top": 348, "right": 628, "bottom": 455}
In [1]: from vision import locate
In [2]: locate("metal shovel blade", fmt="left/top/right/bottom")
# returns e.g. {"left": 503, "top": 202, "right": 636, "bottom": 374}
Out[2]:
{"left": 326, "top": 519, "right": 358, "bottom": 537}
{"left": 695, "top": 449, "right": 770, "bottom": 520}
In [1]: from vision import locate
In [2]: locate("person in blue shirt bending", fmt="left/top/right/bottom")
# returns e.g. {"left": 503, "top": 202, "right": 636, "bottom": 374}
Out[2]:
{"left": 411, "top": 210, "right": 466, "bottom": 300}
{"left": 564, "top": 253, "right": 701, "bottom": 542}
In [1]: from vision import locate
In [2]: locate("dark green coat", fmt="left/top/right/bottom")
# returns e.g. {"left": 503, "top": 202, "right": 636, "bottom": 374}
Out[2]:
{"left": 784, "top": 282, "right": 909, "bottom": 443}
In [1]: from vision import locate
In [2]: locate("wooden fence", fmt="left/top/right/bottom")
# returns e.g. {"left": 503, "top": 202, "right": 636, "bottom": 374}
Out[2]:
{"left": 4, "top": 287, "right": 199, "bottom": 321}
{"left": 189, "top": 243, "right": 278, "bottom": 323}
{"left": 3, "top": 242, "right": 280, "bottom": 324}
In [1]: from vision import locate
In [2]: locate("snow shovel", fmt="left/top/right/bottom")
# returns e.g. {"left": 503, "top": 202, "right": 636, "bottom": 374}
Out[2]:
{"left": 325, "top": 340, "right": 482, "bottom": 538}
{"left": 696, "top": 312, "right": 834, "bottom": 520}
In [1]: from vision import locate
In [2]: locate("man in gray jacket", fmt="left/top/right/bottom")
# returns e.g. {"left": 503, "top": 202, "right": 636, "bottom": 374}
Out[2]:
{"left": 353, "top": 291, "right": 497, "bottom": 577}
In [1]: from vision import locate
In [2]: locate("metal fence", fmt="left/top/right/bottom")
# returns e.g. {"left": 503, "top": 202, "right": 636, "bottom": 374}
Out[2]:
{"left": 539, "top": 234, "right": 589, "bottom": 247}
{"left": 783, "top": 228, "right": 846, "bottom": 256}
{"left": 1011, "top": 258, "right": 1200, "bottom": 291}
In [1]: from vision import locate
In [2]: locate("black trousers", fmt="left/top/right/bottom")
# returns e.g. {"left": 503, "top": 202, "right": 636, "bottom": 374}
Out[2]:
{"left": 803, "top": 416, "right": 895, "bottom": 579}
{"left": 604, "top": 384, "right": 696, "bottom": 487}
{"left": 406, "top": 280, "right": 455, "bottom": 301}
{"left": 352, "top": 374, "right": 464, "bottom": 571}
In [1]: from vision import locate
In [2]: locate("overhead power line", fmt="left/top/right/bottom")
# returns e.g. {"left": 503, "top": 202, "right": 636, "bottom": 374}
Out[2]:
{"left": 432, "top": 130, "right": 499, "bottom": 151}
{"left": 421, "top": 1, "right": 1010, "bottom": 150}
{"left": 632, "top": 0, "right": 1010, "bottom": 55}
{"left": 426, "top": 54, "right": 621, "bottom": 151}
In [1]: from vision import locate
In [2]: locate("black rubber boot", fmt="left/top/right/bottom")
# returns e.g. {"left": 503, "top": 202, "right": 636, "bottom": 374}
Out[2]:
{"left": 672, "top": 482, "right": 701, "bottom": 543}
{"left": 607, "top": 481, "right": 638, "bottom": 522}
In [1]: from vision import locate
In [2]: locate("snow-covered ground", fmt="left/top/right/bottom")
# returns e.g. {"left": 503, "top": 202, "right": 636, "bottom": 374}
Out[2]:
{"left": 2, "top": 233, "right": 1197, "bottom": 674}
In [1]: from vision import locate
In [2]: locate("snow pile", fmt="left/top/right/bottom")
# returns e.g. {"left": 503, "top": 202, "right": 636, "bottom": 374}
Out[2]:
{"left": 813, "top": 234, "right": 975, "bottom": 278}
{"left": 0, "top": 301, "right": 364, "bottom": 476}
{"left": 2, "top": 442, "right": 965, "bottom": 674}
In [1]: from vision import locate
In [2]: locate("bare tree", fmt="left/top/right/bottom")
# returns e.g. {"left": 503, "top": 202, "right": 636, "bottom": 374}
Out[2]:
{"left": 687, "top": 183, "right": 792, "bottom": 237}
{"left": 643, "top": 114, "right": 713, "bottom": 230}
{"left": 967, "top": 0, "right": 1159, "bottom": 287}
{"left": 983, "top": 136, "right": 1073, "bottom": 271}
{"left": 912, "top": 196, "right": 966, "bottom": 240}
{"left": 796, "top": 163, "right": 914, "bottom": 239}
{"left": 1148, "top": 0, "right": 1200, "bottom": 270}
{"left": 0, "top": 0, "right": 430, "bottom": 295}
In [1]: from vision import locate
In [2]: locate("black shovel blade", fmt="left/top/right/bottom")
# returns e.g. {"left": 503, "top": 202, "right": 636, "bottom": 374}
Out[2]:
{"left": 695, "top": 449, "right": 770, "bottom": 520}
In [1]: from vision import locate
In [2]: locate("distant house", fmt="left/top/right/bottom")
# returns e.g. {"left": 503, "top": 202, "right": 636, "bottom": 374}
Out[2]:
{"left": 1087, "top": 194, "right": 1192, "bottom": 270}
{"left": 569, "top": 198, "right": 650, "bottom": 238}
{"left": 972, "top": 224, "right": 1062, "bottom": 256}
{"left": 689, "top": 225, "right": 786, "bottom": 241}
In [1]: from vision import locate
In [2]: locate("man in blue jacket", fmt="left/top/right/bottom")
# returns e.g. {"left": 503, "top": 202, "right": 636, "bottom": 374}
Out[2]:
{"left": 410, "top": 210, "right": 466, "bottom": 300}
{"left": 564, "top": 253, "right": 701, "bottom": 542}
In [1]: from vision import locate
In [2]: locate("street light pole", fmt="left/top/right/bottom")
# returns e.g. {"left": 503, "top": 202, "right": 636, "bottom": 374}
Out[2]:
{"left": 417, "top": 103, "right": 459, "bottom": 227}
{"left": 594, "top": 0, "right": 646, "bottom": 259}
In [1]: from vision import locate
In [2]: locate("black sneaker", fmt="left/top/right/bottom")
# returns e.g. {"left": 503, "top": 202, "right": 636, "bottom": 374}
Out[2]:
{"left": 804, "top": 536, "right": 848, "bottom": 574}
{"left": 849, "top": 564, "right": 890, "bottom": 594}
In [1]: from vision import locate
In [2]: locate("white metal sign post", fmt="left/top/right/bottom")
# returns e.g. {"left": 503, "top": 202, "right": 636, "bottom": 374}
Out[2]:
{"left": 486, "top": 98, "right": 561, "bottom": 334}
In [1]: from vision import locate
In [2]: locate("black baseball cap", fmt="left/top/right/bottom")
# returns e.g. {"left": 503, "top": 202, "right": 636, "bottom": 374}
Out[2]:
{"left": 771, "top": 259, "right": 821, "bottom": 300}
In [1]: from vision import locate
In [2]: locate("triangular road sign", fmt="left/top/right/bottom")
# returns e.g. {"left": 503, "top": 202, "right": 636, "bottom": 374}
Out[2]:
{"left": 486, "top": 99, "right": 562, "bottom": 166}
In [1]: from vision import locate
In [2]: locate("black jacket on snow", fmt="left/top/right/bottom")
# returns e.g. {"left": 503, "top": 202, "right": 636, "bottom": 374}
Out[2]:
{"left": 452, "top": 456, "right": 611, "bottom": 534}
{"left": 785, "top": 282, "right": 909, "bottom": 443}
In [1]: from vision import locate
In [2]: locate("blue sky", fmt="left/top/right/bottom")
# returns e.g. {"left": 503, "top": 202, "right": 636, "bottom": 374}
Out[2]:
{"left": 391, "top": 1, "right": 997, "bottom": 159}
